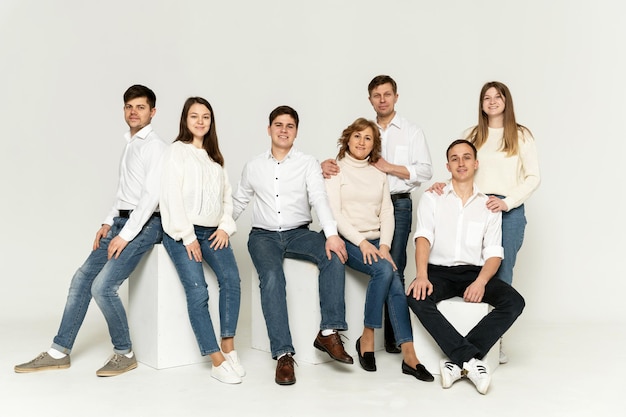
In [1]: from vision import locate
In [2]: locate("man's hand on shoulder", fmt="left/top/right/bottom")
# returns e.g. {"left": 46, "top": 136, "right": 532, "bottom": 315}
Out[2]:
{"left": 321, "top": 159, "right": 340, "bottom": 179}
{"left": 325, "top": 234, "right": 347, "bottom": 263}
{"left": 371, "top": 157, "right": 391, "bottom": 174}
{"left": 93, "top": 224, "right": 111, "bottom": 250}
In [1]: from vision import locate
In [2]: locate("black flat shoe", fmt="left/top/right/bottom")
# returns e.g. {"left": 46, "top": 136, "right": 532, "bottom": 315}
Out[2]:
{"left": 402, "top": 361, "right": 434, "bottom": 382}
{"left": 356, "top": 337, "right": 376, "bottom": 372}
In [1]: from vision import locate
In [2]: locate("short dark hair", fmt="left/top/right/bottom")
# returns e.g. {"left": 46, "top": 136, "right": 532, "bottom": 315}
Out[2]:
{"left": 269, "top": 105, "right": 299, "bottom": 128}
{"left": 368, "top": 75, "right": 397, "bottom": 96}
{"left": 123, "top": 84, "right": 156, "bottom": 108}
{"left": 446, "top": 139, "right": 477, "bottom": 160}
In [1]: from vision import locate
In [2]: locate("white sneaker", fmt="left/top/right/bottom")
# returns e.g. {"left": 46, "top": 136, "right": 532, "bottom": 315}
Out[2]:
{"left": 211, "top": 361, "right": 242, "bottom": 384}
{"left": 439, "top": 360, "right": 462, "bottom": 389}
{"left": 223, "top": 350, "right": 246, "bottom": 377}
{"left": 499, "top": 338, "right": 509, "bottom": 364}
{"left": 463, "top": 358, "right": 490, "bottom": 394}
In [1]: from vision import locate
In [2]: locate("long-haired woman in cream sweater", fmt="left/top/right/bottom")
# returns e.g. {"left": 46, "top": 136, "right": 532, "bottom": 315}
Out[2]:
{"left": 160, "top": 97, "right": 244, "bottom": 384}
{"left": 325, "top": 118, "right": 433, "bottom": 382}
{"left": 430, "top": 82, "right": 540, "bottom": 363}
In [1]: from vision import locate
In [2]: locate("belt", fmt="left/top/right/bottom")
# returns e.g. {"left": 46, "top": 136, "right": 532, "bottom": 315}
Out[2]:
{"left": 391, "top": 192, "right": 411, "bottom": 202}
{"left": 251, "top": 224, "right": 309, "bottom": 232}
{"left": 119, "top": 210, "right": 161, "bottom": 219}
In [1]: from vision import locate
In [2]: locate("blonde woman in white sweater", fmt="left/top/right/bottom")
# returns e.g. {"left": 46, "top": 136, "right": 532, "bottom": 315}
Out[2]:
{"left": 325, "top": 118, "right": 433, "bottom": 382}
{"left": 160, "top": 97, "right": 244, "bottom": 384}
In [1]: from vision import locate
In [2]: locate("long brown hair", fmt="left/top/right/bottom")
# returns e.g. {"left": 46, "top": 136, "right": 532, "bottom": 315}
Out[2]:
{"left": 336, "top": 118, "right": 381, "bottom": 163}
{"left": 175, "top": 97, "right": 224, "bottom": 166}
{"left": 466, "top": 81, "right": 532, "bottom": 156}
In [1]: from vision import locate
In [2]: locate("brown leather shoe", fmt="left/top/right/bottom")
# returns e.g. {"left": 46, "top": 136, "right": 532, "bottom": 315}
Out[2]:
{"left": 275, "top": 354, "right": 296, "bottom": 385}
{"left": 313, "top": 331, "right": 354, "bottom": 364}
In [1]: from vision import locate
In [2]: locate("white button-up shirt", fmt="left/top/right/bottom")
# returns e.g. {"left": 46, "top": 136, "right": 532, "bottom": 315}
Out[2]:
{"left": 232, "top": 147, "right": 338, "bottom": 237}
{"left": 103, "top": 124, "right": 167, "bottom": 241}
{"left": 377, "top": 113, "right": 433, "bottom": 194}
{"left": 414, "top": 184, "right": 503, "bottom": 266}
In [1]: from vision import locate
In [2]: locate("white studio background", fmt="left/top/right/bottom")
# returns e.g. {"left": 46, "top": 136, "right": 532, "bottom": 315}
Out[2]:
{"left": 0, "top": 0, "right": 623, "bottom": 330}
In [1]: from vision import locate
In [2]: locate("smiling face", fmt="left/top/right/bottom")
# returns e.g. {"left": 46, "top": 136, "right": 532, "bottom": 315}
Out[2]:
{"left": 187, "top": 102, "right": 211, "bottom": 145}
{"left": 482, "top": 86, "right": 506, "bottom": 119}
{"left": 368, "top": 82, "right": 398, "bottom": 119}
{"left": 268, "top": 114, "right": 297, "bottom": 154}
{"left": 446, "top": 142, "right": 479, "bottom": 183}
{"left": 124, "top": 97, "right": 155, "bottom": 136}
{"left": 347, "top": 126, "right": 375, "bottom": 160}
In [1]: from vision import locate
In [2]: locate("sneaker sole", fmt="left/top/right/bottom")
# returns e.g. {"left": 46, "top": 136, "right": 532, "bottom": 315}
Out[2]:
{"left": 14, "top": 363, "right": 70, "bottom": 373}
{"left": 96, "top": 362, "right": 138, "bottom": 377}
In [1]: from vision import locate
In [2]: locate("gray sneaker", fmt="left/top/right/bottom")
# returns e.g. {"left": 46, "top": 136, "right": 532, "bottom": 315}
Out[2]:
{"left": 96, "top": 353, "right": 137, "bottom": 377}
{"left": 15, "top": 352, "right": 71, "bottom": 373}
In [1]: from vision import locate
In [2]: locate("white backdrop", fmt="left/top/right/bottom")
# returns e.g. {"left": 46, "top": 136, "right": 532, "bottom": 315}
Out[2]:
{"left": 1, "top": 0, "right": 624, "bottom": 327}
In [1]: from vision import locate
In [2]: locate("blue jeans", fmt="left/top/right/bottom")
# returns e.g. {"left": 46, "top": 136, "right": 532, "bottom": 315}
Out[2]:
{"left": 247, "top": 227, "right": 347, "bottom": 359}
{"left": 385, "top": 196, "right": 413, "bottom": 344}
{"left": 52, "top": 216, "right": 163, "bottom": 354}
{"left": 407, "top": 264, "right": 525, "bottom": 367}
{"left": 162, "top": 227, "right": 241, "bottom": 356}
{"left": 345, "top": 238, "right": 412, "bottom": 346}
{"left": 389, "top": 197, "right": 413, "bottom": 283}
{"left": 494, "top": 199, "right": 527, "bottom": 286}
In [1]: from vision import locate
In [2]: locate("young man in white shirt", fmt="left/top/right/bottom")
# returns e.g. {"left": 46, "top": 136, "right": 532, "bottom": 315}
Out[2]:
{"left": 232, "top": 105, "right": 353, "bottom": 386}
{"left": 323, "top": 75, "right": 433, "bottom": 353}
{"left": 406, "top": 139, "right": 525, "bottom": 394}
{"left": 15, "top": 85, "right": 167, "bottom": 377}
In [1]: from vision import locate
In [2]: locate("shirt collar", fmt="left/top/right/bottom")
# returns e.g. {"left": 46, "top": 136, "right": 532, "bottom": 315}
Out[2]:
{"left": 443, "top": 182, "right": 487, "bottom": 201}
{"left": 125, "top": 124, "right": 154, "bottom": 142}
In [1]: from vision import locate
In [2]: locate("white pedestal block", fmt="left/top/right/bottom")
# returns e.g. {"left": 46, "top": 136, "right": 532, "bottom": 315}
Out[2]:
{"left": 251, "top": 259, "right": 384, "bottom": 364}
{"left": 411, "top": 296, "right": 499, "bottom": 375}
{"left": 128, "top": 244, "right": 219, "bottom": 369}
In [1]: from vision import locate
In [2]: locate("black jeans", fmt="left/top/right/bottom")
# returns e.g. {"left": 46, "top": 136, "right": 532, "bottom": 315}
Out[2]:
{"left": 407, "top": 264, "right": 525, "bottom": 367}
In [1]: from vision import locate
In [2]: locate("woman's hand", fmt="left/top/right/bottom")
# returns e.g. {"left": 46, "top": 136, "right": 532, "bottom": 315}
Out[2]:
{"left": 486, "top": 195, "right": 508, "bottom": 213}
{"left": 185, "top": 239, "right": 202, "bottom": 262}
{"left": 378, "top": 244, "right": 398, "bottom": 270}
{"left": 359, "top": 240, "right": 381, "bottom": 265}
{"left": 426, "top": 182, "right": 446, "bottom": 195}
{"left": 209, "top": 229, "right": 230, "bottom": 250}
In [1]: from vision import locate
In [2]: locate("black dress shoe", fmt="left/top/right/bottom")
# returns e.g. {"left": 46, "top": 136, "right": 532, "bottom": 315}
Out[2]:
{"left": 402, "top": 361, "right": 434, "bottom": 382}
{"left": 356, "top": 337, "right": 376, "bottom": 372}
{"left": 385, "top": 342, "right": 401, "bottom": 354}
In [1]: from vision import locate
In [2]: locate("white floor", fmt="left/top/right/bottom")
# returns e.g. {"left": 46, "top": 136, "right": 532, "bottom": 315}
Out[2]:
{"left": 3, "top": 313, "right": 624, "bottom": 417}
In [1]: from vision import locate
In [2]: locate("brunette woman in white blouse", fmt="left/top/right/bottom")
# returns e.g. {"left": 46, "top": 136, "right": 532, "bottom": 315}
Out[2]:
{"left": 160, "top": 97, "right": 244, "bottom": 384}
{"left": 325, "top": 118, "right": 433, "bottom": 382}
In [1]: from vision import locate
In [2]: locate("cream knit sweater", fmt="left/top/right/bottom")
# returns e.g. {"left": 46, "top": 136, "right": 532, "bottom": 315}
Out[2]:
{"left": 160, "top": 141, "right": 236, "bottom": 245}
{"left": 325, "top": 153, "right": 394, "bottom": 247}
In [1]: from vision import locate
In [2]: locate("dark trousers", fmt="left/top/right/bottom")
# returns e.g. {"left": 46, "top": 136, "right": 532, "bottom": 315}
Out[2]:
{"left": 407, "top": 264, "right": 525, "bottom": 367}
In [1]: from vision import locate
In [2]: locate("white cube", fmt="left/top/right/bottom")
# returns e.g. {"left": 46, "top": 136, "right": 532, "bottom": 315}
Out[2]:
{"left": 251, "top": 259, "right": 384, "bottom": 364}
{"left": 410, "top": 296, "right": 499, "bottom": 375}
{"left": 128, "top": 244, "right": 218, "bottom": 369}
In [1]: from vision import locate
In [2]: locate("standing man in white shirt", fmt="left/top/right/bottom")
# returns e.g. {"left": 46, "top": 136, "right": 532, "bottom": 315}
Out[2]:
{"left": 15, "top": 85, "right": 167, "bottom": 377}
{"left": 323, "top": 75, "right": 433, "bottom": 353}
{"left": 232, "top": 105, "right": 353, "bottom": 386}
{"left": 406, "top": 139, "right": 525, "bottom": 394}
